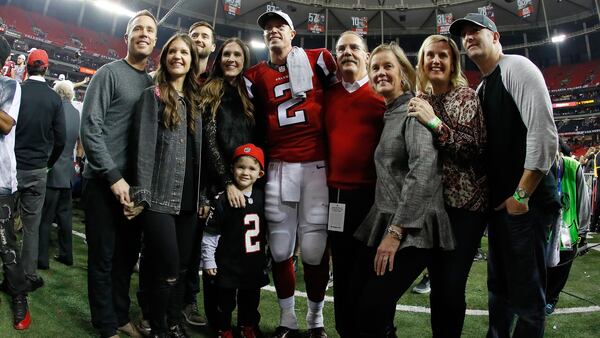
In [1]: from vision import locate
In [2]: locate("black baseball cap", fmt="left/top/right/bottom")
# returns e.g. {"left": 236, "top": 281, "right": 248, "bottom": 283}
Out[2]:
{"left": 449, "top": 13, "right": 497, "bottom": 37}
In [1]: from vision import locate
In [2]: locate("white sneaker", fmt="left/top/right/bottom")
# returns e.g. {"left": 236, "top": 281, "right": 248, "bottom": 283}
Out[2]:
{"left": 412, "top": 275, "right": 431, "bottom": 294}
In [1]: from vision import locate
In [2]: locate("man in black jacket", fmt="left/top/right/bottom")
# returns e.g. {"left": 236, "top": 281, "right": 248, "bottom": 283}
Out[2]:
{"left": 15, "top": 48, "right": 66, "bottom": 290}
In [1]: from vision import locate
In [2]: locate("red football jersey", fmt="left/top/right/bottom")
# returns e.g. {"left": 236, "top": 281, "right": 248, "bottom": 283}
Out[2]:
{"left": 244, "top": 48, "right": 337, "bottom": 162}
{"left": 2, "top": 60, "right": 15, "bottom": 78}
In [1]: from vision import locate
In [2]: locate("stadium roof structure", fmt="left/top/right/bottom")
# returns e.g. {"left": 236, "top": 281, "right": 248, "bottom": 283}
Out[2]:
{"left": 141, "top": 0, "right": 600, "bottom": 35}
{"left": 4, "top": 0, "right": 600, "bottom": 64}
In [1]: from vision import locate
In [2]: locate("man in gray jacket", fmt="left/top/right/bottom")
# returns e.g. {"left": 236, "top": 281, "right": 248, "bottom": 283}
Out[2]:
{"left": 38, "top": 80, "right": 80, "bottom": 269}
{"left": 80, "top": 10, "right": 156, "bottom": 338}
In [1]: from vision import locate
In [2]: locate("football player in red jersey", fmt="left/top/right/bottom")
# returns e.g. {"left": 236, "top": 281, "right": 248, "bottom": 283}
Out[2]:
{"left": 2, "top": 53, "right": 15, "bottom": 78}
{"left": 244, "top": 10, "right": 337, "bottom": 338}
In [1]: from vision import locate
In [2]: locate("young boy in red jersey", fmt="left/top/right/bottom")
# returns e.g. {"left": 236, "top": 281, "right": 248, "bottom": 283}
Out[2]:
{"left": 202, "top": 144, "right": 269, "bottom": 338}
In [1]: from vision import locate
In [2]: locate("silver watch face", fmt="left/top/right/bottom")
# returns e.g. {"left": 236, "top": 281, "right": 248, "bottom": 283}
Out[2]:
{"left": 517, "top": 189, "right": 527, "bottom": 199}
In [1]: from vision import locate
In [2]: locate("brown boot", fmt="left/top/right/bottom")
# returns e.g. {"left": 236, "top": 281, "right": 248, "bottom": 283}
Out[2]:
{"left": 118, "top": 322, "right": 142, "bottom": 337}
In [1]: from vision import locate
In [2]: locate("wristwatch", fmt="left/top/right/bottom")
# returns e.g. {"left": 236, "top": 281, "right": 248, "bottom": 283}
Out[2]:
{"left": 512, "top": 187, "right": 530, "bottom": 204}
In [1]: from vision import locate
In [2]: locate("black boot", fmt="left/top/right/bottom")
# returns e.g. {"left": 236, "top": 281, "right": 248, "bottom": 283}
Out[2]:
{"left": 168, "top": 324, "right": 189, "bottom": 338}
{"left": 12, "top": 294, "right": 31, "bottom": 330}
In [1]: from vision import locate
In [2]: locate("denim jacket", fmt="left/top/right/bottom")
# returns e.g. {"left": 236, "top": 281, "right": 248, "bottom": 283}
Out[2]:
{"left": 130, "top": 86, "right": 202, "bottom": 214}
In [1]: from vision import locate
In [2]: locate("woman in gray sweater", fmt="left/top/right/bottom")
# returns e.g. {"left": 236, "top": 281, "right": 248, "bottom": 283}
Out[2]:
{"left": 352, "top": 43, "right": 455, "bottom": 337}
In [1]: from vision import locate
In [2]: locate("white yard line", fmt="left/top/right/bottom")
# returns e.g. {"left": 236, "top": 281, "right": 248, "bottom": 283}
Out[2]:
{"left": 70, "top": 228, "right": 600, "bottom": 316}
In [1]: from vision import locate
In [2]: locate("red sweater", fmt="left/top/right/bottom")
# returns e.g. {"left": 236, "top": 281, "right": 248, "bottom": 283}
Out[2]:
{"left": 325, "top": 81, "right": 386, "bottom": 189}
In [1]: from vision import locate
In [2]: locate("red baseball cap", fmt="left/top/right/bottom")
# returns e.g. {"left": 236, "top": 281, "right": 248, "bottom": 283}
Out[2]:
{"left": 232, "top": 143, "right": 265, "bottom": 169}
{"left": 27, "top": 48, "right": 49, "bottom": 67}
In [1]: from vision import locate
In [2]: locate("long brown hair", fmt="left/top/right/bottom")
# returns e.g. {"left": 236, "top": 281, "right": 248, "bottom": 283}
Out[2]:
{"left": 199, "top": 38, "right": 254, "bottom": 123}
{"left": 154, "top": 33, "right": 202, "bottom": 131}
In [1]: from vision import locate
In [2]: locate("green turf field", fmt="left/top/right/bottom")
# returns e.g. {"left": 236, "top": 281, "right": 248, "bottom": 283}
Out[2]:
{"left": 1, "top": 207, "right": 599, "bottom": 337}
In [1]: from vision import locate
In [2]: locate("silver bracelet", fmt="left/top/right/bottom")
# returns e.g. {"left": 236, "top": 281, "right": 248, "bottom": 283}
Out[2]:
{"left": 386, "top": 225, "right": 404, "bottom": 241}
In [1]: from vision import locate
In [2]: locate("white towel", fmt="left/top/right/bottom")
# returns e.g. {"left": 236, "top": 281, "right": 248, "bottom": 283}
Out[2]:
{"left": 287, "top": 47, "right": 313, "bottom": 98}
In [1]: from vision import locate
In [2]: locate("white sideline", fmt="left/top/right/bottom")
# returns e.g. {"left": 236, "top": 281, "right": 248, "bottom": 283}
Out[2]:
{"left": 69, "top": 227, "right": 599, "bottom": 316}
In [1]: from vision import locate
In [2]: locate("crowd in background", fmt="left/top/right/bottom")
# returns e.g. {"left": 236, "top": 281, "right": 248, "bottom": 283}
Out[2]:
{"left": 0, "top": 8, "right": 597, "bottom": 338}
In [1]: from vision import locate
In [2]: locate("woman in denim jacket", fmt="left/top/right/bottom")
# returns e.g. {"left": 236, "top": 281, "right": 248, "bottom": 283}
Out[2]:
{"left": 128, "top": 33, "right": 203, "bottom": 338}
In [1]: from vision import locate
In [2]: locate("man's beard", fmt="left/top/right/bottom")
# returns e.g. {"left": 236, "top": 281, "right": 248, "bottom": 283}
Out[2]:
{"left": 198, "top": 49, "right": 211, "bottom": 59}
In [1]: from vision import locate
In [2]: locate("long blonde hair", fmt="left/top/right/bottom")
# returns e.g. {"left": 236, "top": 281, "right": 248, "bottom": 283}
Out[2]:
{"left": 369, "top": 43, "right": 416, "bottom": 93}
{"left": 415, "top": 35, "right": 468, "bottom": 94}
{"left": 199, "top": 38, "right": 254, "bottom": 124}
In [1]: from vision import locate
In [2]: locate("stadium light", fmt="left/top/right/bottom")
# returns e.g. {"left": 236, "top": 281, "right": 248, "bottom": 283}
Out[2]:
{"left": 93, "top": 1, "right": 136, "bottom": 17}
{"left": 250, "top": 40, "right": 266, "bottom": 49}
{"left": 551, "top": 34, "right": 566, "bottom": 43}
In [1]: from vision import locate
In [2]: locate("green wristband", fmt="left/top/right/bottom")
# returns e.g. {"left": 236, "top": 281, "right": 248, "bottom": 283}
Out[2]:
{"left": 426, "top": 117, "right": 442, "bottom": 130}
{"left": 512, "top": 191, "right": 529, "bottom": 204}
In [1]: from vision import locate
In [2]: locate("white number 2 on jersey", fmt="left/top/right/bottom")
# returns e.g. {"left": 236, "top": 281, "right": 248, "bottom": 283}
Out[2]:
{"left": 244, "top": 214, "right": 261, "bottom": 253}
{"left": 274, "top": 82, "right": 306, "bottom": 126}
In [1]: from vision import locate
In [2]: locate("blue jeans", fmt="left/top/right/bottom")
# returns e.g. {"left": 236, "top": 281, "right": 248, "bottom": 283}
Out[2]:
{"left": 487, "top": 206, "right": 556, "bottom": 338}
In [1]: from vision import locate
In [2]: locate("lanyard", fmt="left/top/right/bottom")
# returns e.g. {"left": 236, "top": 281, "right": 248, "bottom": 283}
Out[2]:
{"left": 556, "top": 159, "right": 563, "bottom": 199}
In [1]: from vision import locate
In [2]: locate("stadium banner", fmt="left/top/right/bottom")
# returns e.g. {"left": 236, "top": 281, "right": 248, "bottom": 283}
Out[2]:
{"left": 79, "top": 66, "right": 96, "bottom": 75}
{"left": 266, "top": 4, "right": 280, "bottom": 12}
{"left": 559, "top": 129, "right": 600, "bottom": 137}
{"left": 478, "top": 5, "right": 495, "bottom": 22}
{"left": 224, "top": 0, "right": 241, "bottom": 16}
{"left": 351, "top": 17, "right": 368, "bottom": 35}
{"left": 553, "top": 101, "right": 579, "bottom": 108}
{"left": 436, "top": 13, "right": 453, "bottom": 35}
{"left": 552, "top": 99, "right": 596, "bottom": 108}
{"left": 308, "top": 13, "right": 325, "bottom": 34}
{"left": 24, "top": 34, "right": 52, "bottom": 45}
{"left": 517, "top": 0, "right": 534, "bottom": 18}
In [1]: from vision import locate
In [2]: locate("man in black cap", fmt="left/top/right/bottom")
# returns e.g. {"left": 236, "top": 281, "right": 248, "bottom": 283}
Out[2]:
{"left": 449, "top": 13, "right": 559, "bottom": 338}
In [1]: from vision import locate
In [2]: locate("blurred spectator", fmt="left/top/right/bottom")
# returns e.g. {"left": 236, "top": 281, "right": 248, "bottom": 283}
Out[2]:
{"left": 37, "top": 80, "right": 80, "bottom": 270}
{"left": 2, "top": 53, "right": 14, "bottom": 77}
{"left": 14, "top": 48, "right": 66, "bottom": 291}
{"left": 0, "top": 33, "right": 32, "bottom": 332}
{"left": 13, "top": 54, "right": 25, "bottom": 83}
{"left": 545, "top": 142, "right": 590, "bottom": 314}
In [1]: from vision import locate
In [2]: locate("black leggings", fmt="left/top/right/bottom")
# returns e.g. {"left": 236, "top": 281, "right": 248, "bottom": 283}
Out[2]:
{"left": 352, "top": 245, "right": 434, "bottom": 337}
{"left": 430, "top": 207, "right": 486, "bottom": 338}
{"left": 139, "top": 210, "right": 198, "bottom": 333}
{"left": 217, "top": 287, "right": 261, "bottom": 331}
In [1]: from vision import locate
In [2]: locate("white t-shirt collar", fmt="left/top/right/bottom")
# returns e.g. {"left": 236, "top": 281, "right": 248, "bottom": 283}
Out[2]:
{"left": 342, "top": 75, "right": 369, "bottom": 93}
